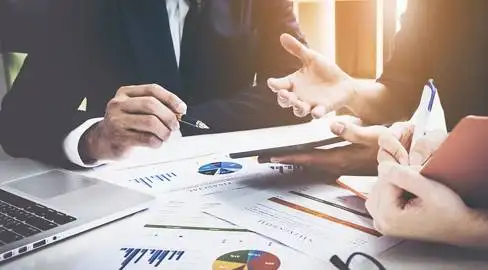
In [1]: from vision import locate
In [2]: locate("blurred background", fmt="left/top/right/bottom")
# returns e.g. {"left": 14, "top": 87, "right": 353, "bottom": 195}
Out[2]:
{"left": 293, "top": 0, "right": 408, "bottom": 79}
{"left": 0, "top": 0, "right": 409, "bottom": 160}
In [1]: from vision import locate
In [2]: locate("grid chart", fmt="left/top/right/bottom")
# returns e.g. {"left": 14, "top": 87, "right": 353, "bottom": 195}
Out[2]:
{"left": 119, "top": 247, "right": 185, "bottom": 269}
{"left": 128, "top": 172, "right": 177, "bottom": 189}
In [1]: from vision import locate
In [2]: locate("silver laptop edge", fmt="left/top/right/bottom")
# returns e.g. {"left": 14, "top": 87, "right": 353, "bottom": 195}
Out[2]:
{"left": 0, "top": 169, "right": 154, "bottom": 262}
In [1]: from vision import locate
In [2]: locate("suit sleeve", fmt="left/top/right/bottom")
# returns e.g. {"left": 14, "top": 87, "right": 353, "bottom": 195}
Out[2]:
{"left": 182, "top": 0, "right": 310, "bottom": 136}
{"left": 0, "top": 2, "right": 102, "bottom": 168}
{"left": 0, "top": 0, "right": 57, "bottom": 53}
{"left": 377, "top": 0, "right": 433, "bottom": 108}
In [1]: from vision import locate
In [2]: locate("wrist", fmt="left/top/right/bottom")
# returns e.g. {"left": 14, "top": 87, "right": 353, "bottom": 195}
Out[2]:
{"left": 344, "top": 77, "right": 360, "bottom": 114}
{"left": 79, "top": 122, "right": 103, "bottom": 163}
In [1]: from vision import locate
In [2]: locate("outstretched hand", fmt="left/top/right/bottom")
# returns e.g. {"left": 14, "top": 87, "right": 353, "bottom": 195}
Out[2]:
{"left": 268, "top": 33, "right": 356, "bottom": 119}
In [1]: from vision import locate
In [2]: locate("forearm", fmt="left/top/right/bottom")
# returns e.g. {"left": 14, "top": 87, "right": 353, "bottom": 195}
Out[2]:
{"left": 346, "top": 79, "right": 417, "bottom": 125}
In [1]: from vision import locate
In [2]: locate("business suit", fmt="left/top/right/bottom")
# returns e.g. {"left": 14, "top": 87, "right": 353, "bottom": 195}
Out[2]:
{"left": 0, "top": 0, "right": 307, "bottom": 167}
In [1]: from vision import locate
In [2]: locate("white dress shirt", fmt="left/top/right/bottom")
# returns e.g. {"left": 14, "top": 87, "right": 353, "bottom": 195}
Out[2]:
{"left": 63, "top": 0, "right": 190, "bottom": 167}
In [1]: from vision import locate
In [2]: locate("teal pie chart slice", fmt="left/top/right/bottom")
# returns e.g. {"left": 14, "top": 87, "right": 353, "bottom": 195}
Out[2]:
{"left": 198, "top": 162, "right": 243, "bottom": 176}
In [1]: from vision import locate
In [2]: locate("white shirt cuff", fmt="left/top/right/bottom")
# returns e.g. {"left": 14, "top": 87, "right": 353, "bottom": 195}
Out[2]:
{"left": 63, "top": 117, "right": 106, "bottom": 168}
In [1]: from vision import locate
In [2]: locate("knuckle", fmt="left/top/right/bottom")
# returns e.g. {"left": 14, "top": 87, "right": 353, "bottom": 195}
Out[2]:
{"left": 116, "top": 86, "right": 130, "bottom": 96}
{"left": 162, "top": 113, "right": 177, "bottom": 125}
{"left": 107, "top": 98, "right": 123, "bottom": 110}
{"left": 160, "top": 128, "right": 171, "bottom": 141}
{"left": 148, "top": 135, "right": 163, "bottom": 147}
{"left": 145, "top": 84, "right": 161, "bottom": 96}
{"left": 166, "top": 92, "right": 178, "bottom": 104}
{"left": 144, "top": 115, "right": 161, "bottom": 129}
{"left": 141, "top": 97, "right": 158, "bottom": 111}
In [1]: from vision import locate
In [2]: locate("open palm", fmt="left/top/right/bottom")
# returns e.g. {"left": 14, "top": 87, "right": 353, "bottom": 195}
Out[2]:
{"left": 268, "top": 34, "right": 355, "bottom": 118}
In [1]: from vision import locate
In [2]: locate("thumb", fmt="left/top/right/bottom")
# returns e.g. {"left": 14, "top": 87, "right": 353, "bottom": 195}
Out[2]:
{"left": 378, "top": 132, "right": 410, "bottom": 165}
{"left": 268, "top": 76, "right": 293, "bottom": 92}
{"left": 331, "top": 118, "right": 388, "bottom": 146}
{"left": 280, "top": 33, "right": 315, "bottom": 65}
{"left": 378, "top": 162, "right": 430, "bottom": 198}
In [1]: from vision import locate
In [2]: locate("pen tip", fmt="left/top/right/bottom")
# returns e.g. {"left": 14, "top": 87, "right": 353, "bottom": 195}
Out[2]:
{"left": 197, "top": 121, "right": 210, "bottom": 129}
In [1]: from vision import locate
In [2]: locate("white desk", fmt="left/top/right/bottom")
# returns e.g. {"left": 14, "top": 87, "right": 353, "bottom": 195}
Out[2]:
{"left": 1, "top": 126, "right": 487, "bottom": 270}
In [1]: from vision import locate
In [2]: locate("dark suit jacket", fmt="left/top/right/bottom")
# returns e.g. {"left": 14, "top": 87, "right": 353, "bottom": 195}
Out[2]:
{"left": 0, "top": 0, "right": 307, "bottom": 167}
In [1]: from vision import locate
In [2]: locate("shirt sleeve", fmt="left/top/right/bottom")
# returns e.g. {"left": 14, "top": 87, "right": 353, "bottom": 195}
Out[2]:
{"left": 62, "top": 117, "right": 107, "bottom": 167}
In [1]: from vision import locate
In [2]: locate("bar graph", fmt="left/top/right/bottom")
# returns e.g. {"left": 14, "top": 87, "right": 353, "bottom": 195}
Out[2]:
{"left": 119, "top": 247, "right": 185, "bottom": 270}
{"left": 128, "top": 172, "right": 178, "bottom": 189}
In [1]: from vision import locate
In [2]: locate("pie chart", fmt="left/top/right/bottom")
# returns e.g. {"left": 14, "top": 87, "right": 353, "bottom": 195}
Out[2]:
{"left": 212, "top": 250, "right": 281, "bottom": 270}
{"left": 198, "top": 162, "right": 243, "bottom": 176}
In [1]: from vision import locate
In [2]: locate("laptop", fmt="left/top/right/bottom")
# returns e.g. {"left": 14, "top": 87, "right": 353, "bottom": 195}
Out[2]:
{"left": 0, "top": 167, "right": 153, "bottom": 262}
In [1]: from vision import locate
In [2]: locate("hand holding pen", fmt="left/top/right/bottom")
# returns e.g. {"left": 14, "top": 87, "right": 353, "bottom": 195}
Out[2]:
{"left": 378, "top": 80, "right": 439, "bottom": 167}
{"left": 80, "top": 84, "right": 209, "bottom": 162}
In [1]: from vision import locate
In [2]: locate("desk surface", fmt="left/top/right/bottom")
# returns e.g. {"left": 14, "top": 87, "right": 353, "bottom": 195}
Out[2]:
{"left": 1, "top": 128, "right": 487, "bottom": 269}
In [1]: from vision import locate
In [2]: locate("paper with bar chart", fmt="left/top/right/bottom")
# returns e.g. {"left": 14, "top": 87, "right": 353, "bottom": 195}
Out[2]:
{"left": 206, "top": 183, "right": 401, "bottom": 262}
{"left": 95, "top": 154, "right": 302, "bottom": 196}
{"left": 75, "top": 220, "right": 326, "bottom": 270}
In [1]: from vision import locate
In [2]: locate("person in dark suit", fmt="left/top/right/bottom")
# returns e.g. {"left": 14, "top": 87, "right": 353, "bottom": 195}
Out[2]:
{"left": 0, "top": 0, "right": 307, "bottom": 167}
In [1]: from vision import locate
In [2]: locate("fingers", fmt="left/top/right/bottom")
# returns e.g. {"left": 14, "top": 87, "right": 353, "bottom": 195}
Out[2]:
{"left": 378, "top": 133, "right": 409, "bottom": 165}
{"left": 117, "top": 84, "right": 187, "bottom": 114}
{"left": 268, "top": 76, "right": 293, "bottom": 92}
{"left": 119, "top": 114, "right": 171, "bottom": 142}
{"left": 121, "top": 131, "right": 163, "bottom": 150}
{"left": 377, "top": 162, "right": 431, "bottom": 198}
{"left": 118, "top": 96, "right": 180, "bottom": 131}
{"left": 311, "top": 106, "right": 327, "bottom": 119}
{"left": 409, "top": 129, "right": 447, "bottom": 166}
{"left": 277, "top": 90, "right": 298, "bottom": 108}
{"left": 280, "top": 33, "right": 315, "bottom": 65}
{"left": 366, "top": 179, "right": 403, "bottom": 235}
{"left": 377, "top": 148, "right": 399, "bottom": 164}
{"left": 331, "top": 119, "right": 388, "bottom": 146}
{"left": 277, "top": 90, "right": 314, "bottom": 118}
{"left": 390, "top": 122, "right": 414, "bottom": 148}
{"left": 292, "top": 100, "right": 311, "bottom": 118}
{"left": 269, "top": 145, "right": 378, "bottom": 176}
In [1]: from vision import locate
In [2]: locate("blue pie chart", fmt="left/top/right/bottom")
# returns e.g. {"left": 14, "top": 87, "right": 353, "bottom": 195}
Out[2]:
{"left": 198, "top": 162, "right": 243, "bottom": 176}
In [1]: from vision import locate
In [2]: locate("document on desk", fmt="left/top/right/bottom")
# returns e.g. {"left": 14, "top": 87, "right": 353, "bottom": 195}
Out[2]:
{"left": 206, "top": 183, "right": 401, "bottom": 262}
{"left": 91, "top": 118, "right": 338, "bottom": 171}
{"left": 75, "top": 206, "right": 327, "bottom": 270}
{"left": 95, "top": 154, "right": 301, "bottom": 196}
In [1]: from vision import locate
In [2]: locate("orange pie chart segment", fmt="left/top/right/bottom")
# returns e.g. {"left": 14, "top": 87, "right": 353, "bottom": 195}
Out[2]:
{"left": 212, "top": 250, "right": 281, "bottom": 270}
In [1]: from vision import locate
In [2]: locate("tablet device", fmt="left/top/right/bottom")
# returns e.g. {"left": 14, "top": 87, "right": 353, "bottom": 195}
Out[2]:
{"left": 229, "top": 136, "right": 346, "bottom": 159}
{"left": 420, "top": 115, "right": 488, "bottom": 208}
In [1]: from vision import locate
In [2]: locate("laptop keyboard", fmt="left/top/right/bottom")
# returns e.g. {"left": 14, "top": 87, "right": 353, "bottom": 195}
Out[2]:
{"left": 0, "top": 189, "right": 76, "bottom": 246}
